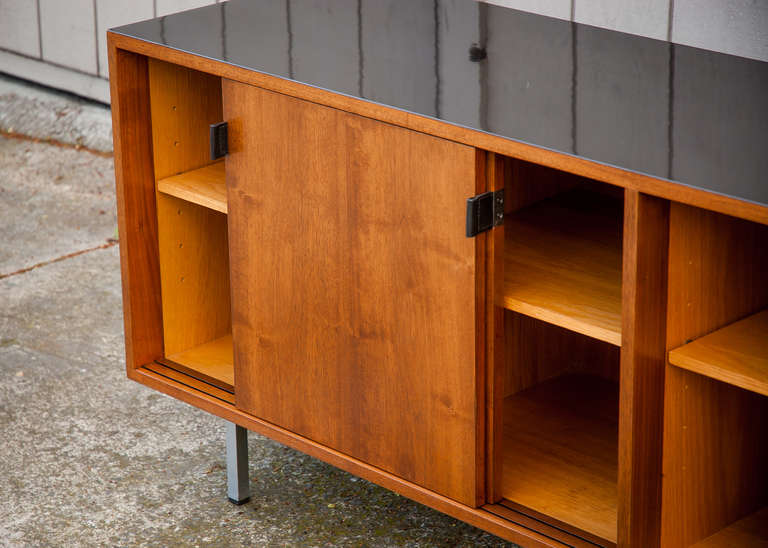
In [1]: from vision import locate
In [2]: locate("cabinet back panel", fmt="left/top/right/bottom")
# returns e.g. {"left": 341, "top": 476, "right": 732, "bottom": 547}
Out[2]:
{"left": 503, "top": 311, "right": 619, "bottom": 398}
{"left": 662, "top": 367, "right": 768, "bottom": 546}
{"left": 148, "top": 58, "right": 222, "bottom": 180}
{"left": 156, "top": 194, "right": 231, "bottom": 356}
{"left": 666, "top": 203, "right": 768, "bottom": 350}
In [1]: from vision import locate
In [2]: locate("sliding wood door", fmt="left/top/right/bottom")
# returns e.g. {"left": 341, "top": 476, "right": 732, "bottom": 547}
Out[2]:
{"left": 223, "top": 80, "right": 482, "bottom": 506}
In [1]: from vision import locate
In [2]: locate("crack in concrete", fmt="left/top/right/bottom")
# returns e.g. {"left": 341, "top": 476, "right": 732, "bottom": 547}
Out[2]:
{"left": 0, "top": 239, "right": 119, "bottom": 280}
{"left": 0, "top": 130, "right": 113, "bottom": 158}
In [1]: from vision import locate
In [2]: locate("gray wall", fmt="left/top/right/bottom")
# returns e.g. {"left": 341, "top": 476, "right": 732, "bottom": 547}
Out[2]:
{"left": 0, "top": 0, "right": 766, "bottom": 104}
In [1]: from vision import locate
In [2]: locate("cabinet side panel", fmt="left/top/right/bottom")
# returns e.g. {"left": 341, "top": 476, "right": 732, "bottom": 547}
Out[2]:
{"left": 225, "top": 81, "right": 479, "bottom": 506}
{"left": 107, "top": 40, "right": 163, "bottom": 370}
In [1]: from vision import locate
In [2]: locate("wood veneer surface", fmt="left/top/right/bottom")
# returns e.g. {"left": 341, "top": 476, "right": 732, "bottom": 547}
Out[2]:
{"left": 617, "top": 191, "right": 669, "bottom": 546}
{"left": 502, "top": 374, "right": 619, "bottom": 543}
{"left": 225, "top": 80, "right": 480, "bottom": 507}
{"left": 166, "top": 334, "right": 234, "bottom": 392}
{"left": 502, "top": 190, "right": 623, "bottom": 346}
{"left": 156, "top": 194, "right": 231, "bottom": 357}
{"left": 157, "top": 162, "right": 227, "bottom": 213}
{"left": 662, "top": 203, "right": 768, "bottom": 546}
{"left": 693, "top": 507, "right": 768, "bottom": 547}
{"left": 107, "top": 45, "right": 164, "bottom": 371}
{"left": 669, "top": 310, "right": 768, "bottom": 397}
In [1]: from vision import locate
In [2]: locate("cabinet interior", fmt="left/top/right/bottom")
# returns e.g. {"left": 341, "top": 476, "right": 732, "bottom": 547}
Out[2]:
{"left": 493, "top": 159, "right": 624, "bottom": 543}
{"left": 147, "top": 58, "right": 233, "bottom": 393}
{"left": 661, "top": 204, "right": 768, "bottom": 547}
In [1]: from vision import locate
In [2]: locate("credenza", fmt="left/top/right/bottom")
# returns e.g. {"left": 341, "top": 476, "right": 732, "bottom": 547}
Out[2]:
{"left": 107, "top": 1, "right": 768, "bottom": 545}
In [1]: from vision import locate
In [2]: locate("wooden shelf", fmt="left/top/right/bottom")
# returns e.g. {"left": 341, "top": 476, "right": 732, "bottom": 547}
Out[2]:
{"left": 157, "top": 161, "right": 227, "bottom": 213}
{"left": 502, "top": 191, "right": 623, "bottom": 346}
{"left": 502, "top": 374, "right": 618, "bottom": 543}
{"left": 693, "top": 507, "right": 768, "bottom": 547}
{"left": 165, "top": 334, "right": 234, "bottom": 392}
{"left": 669, "top": 310, "right": 768, "bottom": 397}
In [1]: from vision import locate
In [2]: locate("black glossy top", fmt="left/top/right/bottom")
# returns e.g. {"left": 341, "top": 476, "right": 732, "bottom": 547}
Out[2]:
{"left": 113, "top": 0, "right": 768, "bottom": 207}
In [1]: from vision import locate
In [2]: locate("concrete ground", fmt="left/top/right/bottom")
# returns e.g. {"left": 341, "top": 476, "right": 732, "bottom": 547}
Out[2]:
{"left": 0, "top": 76, "right": 514, "bottom": 547}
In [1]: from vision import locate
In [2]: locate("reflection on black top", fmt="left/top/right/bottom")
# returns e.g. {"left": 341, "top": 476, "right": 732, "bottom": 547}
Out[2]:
{"left": 112, "top": 0, "right": 768, "bottom": 207}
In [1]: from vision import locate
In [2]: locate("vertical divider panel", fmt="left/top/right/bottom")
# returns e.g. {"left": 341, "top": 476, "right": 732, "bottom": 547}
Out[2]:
{"left": 107, "top": 41, "right": 163, "bottom": 371}
{"left": 618, "top": 190, "right": 669, "bottom": 547}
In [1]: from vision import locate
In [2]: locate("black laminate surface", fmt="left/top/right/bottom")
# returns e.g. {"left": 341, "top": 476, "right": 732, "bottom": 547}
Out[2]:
{"left": 112, "top": 0, "right": 768, "bottom": 207}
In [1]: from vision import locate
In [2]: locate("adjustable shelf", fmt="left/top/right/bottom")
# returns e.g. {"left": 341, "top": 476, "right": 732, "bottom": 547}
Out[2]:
{"left": 669, "top": 310, "right": 768, "bottom": 397}
{"left": 157, "top": 161, "right": 227, "bottom": 213}
{"left": 502, "top": 190, "right": 623, "bottom": 346}
{"left": 501, "top": 374, "right": 619, "bottom": 543}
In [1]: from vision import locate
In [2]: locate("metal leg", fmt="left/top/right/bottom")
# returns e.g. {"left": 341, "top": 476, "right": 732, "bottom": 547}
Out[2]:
{"left": 226, "top": 422, "right": 251, "bottom": 504}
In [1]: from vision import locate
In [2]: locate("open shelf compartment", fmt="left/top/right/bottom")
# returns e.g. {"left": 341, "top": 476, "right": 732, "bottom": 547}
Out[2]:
{"left": 148, "top": 57, "right": 234, "bottom": 396}
{"left": 662, "top": 203, "right": 768, "bottom": 547}
{"left": 502, "top": 187, "right": 623, "bottom": 346}
{"left": 499, "top": 313, "right": 620, "bottom": 543}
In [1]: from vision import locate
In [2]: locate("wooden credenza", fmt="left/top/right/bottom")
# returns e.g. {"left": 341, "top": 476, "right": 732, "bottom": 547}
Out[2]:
{"left": 107, "top": 1, "right": 768, "bottom": 546}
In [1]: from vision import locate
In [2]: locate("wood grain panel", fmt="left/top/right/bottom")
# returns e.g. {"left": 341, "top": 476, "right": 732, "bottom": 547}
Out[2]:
{"left": 157, "top": 161, "right": 227, "bottom": 213}
{"left": 485, "top": 153, "right": 506, "bottom": 503}
{"left": 618, "top": 190, "right": 669, "bottom": 547}
{"left": 503, "top": 312, "right": 619, "bottom": 398}
{"left": 156, "top": 195, "right": 231, "bottom": 356}
{"left": 166, "top": 334, "right": 233, "bottom": 392}
{"left": 224, "top": 81, "right": 480, "bottom": 506}
{"left": 110, "top": 33, "right": 768, "bottom": 225}
{"left": 669, "top": 310, "right": 768, "bottom": 397}
{"left": 693, "top": 507, "right": 768, "bottom": 548}
{"left": 662, "top": 367, "right": 768, "bottom": 546}
{"left": 147, "top": 58, "right": 222, "bottom": 180}
{"left": 502, "top": 190, "right": 623, "bottom": 345}
{"left": 502, "top": 375, "right": 619, "bottom": 544}
{"left": 665, "top": 203, "right": 768, "bottom": 351}
{"left": 107, "top": 45, "right": 163, "bottom": 371}
{"left": 505, "top": 158, "right": 584, "bottom": 214}
{"left": 661, "top": 203, "right": 768, "bottom": 546}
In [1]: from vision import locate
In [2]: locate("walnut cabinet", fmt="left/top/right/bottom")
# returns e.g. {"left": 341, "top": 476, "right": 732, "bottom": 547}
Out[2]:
{"left": 108, "top": 13, "right": 768, "bottom": 547}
